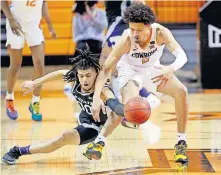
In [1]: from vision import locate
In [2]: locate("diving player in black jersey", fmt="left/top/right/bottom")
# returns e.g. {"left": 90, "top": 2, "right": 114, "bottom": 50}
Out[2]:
{"left": 1, "top": 46, "right": 126, "bottom": 165}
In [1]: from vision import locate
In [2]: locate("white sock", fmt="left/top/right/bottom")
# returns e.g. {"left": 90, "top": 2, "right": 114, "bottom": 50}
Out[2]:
{"left": 177, "top": 132, "right": 186, "bottom": 142}
{"left": 94, "top": 135, "right": 106, "bottom": 144}
{"left": 32, "top": 95, "right": 40, "bottom": 104}
{"left": 6, "top": 91, "right": 14, "bottom": 100}
{"left": 144, "top": 94, "right": 161, "bottom": 110}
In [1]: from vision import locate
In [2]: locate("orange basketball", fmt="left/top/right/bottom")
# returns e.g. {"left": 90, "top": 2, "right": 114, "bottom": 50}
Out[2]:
{"left": 124, "top": 97, "right": 151, "bottom": 124}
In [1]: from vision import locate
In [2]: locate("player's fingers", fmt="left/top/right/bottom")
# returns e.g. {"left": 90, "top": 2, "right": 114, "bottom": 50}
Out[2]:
{"left": 23, "top": 89, "right": 31, "bottom": 96}
{"left": 163, "top": 79, "right": 169, "bottom": 87}
{"left": 160, "top": 79, "right": 167, "bottom": 87}
{"left": 12, "top": 29, "right": 18, "bottom": 35}
{"left": 14, "top": 29, "right": 21, "bottom": 36}
{"left": 152, "top": 77, "right": 162, "bottom": 83}
{"left": 158, "top": 79, "right": 165, "bottom": 87}
{"left": 17, "top": 23, "right": 24, "bottom": 35}
{"left": 96, "top": 115, "right": 100, "bottom": 122}
{"left": 102, "top": 105, "right": 106, "bottom": 115}
{"left": 94, "top": 113, "right": 100, "bottom": 122}
{"left": 151, "top": 74, "right": 163, "bottom": 80}
{"left": 18, "top": 27, "right": 24, "bottom": 35}
{"left": 92, "top": 110, "right": 98, "bottom": 122}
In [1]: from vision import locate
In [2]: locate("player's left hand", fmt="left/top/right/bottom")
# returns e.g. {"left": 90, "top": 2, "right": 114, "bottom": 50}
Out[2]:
{"left": 92, "top": 98, "right": 106, "bottom": 122}
{"left": 21, "top": 81, "right": 37, "bottom": 96}
{"left": 151, "top": 65, "right": 175, "bottom": 87}
{"left": 48, "top": 25, "right": 56, "bottom": 39}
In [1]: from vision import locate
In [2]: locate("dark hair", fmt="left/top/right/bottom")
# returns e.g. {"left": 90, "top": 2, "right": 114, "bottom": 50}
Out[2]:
{"left": 63, "top": 45, "right": 100, "bottom": 83}
{"left": 72, "top": 1, "right": 98, "bottom": 15}
{"left": 123, "top": 3, "right": 156, "bottom": 25}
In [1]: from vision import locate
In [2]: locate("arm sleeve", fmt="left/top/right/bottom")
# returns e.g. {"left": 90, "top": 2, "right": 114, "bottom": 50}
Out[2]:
{"left": 106, "top": 98, "right": 125, "bottom": 117}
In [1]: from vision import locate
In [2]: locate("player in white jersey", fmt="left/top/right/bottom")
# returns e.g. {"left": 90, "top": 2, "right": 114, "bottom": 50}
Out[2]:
{"left": 2, "top": 0, "right": 56, "bottom": 121}
{"left": 87, "top": 3, "right": 188, "bottom": 163}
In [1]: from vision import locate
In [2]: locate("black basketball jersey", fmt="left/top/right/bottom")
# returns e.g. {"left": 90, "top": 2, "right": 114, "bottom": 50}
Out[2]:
{"left": 105, "top": 0, "right": 131, "bottom": 27}
{"left": 72, "top": 81, "right": 108, "bottom": 127}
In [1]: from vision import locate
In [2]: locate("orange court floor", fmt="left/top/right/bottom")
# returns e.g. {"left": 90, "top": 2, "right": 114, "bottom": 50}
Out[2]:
{"left": 1, "top": 66, "right": 221, "bottom": 175}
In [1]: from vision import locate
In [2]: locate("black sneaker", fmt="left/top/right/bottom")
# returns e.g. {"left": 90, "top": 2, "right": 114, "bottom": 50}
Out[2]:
{"left": 2, "top": 146, "right": 21, "bottom": 165}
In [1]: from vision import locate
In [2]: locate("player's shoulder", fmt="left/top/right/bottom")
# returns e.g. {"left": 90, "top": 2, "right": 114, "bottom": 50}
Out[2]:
{"left": 153, "top": 23, "right": 171, "bottom": 38}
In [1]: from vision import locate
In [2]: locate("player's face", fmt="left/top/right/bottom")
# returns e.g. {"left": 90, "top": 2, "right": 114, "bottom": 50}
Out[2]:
{"left": 129, "top": 23, "right": 151, "bottom": 44}
{"left": 77, "top": 68, "right": 97, "bottom": 91}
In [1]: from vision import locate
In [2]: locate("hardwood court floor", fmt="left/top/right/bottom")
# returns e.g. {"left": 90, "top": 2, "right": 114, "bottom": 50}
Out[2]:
{"left": 1, "top": 67, "right": 221, "bottom": 175}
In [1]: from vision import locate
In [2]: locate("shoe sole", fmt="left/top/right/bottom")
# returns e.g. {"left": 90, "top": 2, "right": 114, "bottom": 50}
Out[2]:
{"left": 83, "top": 151, "right": 101, "bottom": 160}
{"left": 6, "top": 110, "right": 18, "bottom": 120}
{"left": 83, "top": 153, "right": 92, "bottom": 160}
{"left": 88, "top": 151, "right": 102, "bottom": 160}
{"left": 1, "top": 157, "right": 16, "bottom": 165}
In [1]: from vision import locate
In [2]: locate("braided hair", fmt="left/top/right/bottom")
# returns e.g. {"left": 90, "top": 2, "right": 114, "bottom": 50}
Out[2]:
{"left": 63, "top": 45, "right": 100, "bottom": 83}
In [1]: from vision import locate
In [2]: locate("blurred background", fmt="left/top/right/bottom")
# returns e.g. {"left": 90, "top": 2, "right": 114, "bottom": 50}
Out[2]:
{"left": 1, "top": 0, "right": 221, "bottom": 92}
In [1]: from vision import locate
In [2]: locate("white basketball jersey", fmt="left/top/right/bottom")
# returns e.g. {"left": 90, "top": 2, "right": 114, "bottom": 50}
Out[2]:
{"left": 8, "top": 0, "right": 44, "bottom": 23}
{"left": 124, "top": 23, "right": 165, "bottom": 68}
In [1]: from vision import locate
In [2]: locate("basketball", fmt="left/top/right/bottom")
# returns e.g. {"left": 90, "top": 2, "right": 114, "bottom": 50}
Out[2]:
{"left": 124, "top": 97, "right": 151, "bottom": 125}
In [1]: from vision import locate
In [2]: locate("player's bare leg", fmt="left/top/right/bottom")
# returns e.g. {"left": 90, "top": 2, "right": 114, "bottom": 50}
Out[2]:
{"left": 84, "top": 112, "right": 122, "bottom": 160}
{"left": 121, "top": 80, "right": 140, "bottom": 104}
{"left": 157, "top": 75, "right": 188, "bottom": 163}
{"left": 29, "top": 42, "right": 45, "bottom": 121}
{"left": 2, "top": 129, "right": 80, "bottom": 165}
{"left": 6, "top": 46, "right": 23, "bottom": 120}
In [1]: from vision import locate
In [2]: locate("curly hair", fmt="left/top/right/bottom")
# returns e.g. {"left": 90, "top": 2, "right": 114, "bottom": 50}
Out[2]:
{"left": 123, "top": 3, "right": 156, "bottom": 25}
{"left": 63, "top": 44, "right": 100, "bottom": 83}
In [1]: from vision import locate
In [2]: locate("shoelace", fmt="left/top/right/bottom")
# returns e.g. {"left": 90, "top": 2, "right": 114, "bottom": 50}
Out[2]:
{"left": 9, "top": 147, "right": 20, "bottom": 159}
{"left": 175, "top": 144, "right": 187, "bottom": 155}
{"left": 6, "top": 101, "right": 16, "bottom": 112}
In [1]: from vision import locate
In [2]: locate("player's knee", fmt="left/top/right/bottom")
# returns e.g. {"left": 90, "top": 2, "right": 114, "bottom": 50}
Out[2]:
{"left": 121, "top": 80, "right": 140, "bottom": 103}
{"left": 34, "top": 58, "right": 44, "bottom": 67}
{"left": 9, "top": 63, "right": 21, "bottom": 75}
{"left": 122, "top": 80, "right": 140, "bottom": 93}
{"left": 174, "top": 84, "right": 188, "bottom": 100}
{"left": 60, "top": 131, "right": 73, "bottom": 143}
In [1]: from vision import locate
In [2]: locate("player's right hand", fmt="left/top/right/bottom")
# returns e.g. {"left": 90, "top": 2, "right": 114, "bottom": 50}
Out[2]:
{"left": 8, "top": 18, "right": 24, "bottom": 36}
{"left": 21, "top": 81, "right": 37, "bottom": 96}
{"left": 92, "top": 98, "right": 106, "bottom": 122}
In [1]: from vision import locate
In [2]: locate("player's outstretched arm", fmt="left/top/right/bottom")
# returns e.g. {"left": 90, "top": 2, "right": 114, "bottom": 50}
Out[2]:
{"left": 21, "top": 70, "right": 69, "bottom": 95}
{"left": 92, "top": 35, "right": 130, "bottom": 121}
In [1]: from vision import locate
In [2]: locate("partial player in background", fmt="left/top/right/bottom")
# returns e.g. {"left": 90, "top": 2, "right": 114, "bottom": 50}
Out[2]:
{"left": 1, "top": 0, "right": 56, "bottom": 121}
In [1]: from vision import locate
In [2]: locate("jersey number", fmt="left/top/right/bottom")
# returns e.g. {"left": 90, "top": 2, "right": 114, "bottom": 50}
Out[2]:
{"left": 78, "top": 102, "right": 92, "bottom": 115}
{"left": 26, "top": 0, "right": 36, "bottom": 7}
